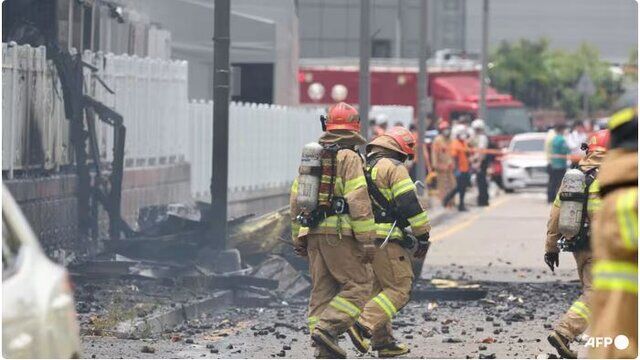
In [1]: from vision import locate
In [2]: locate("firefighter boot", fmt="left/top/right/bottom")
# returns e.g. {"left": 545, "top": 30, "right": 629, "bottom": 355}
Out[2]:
{"left": 312, "top": 328, "right": 347, "bottom": 359}
{"left": 347, "top": 322, "right": 371, "bottom": 354}
{"left": 374, "top": 341, "right": 410, "bottom": 358}
{"left": 547, "top": 330, "right": 577, "bottom": 359}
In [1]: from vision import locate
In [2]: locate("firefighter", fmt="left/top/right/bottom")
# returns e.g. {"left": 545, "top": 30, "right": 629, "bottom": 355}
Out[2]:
{"left": 431, "top": 121, "right": 456, "bottom": 205}
{"left": 346, "top": 126, "right": 431, "bottom": 357}
{"left": 290, "top": 102, "right": 377, "bottom": 358}
{"left": 544, "top": 129, "right": 610, "bottom": 358}
{"left": 589, "top": 106, "right": 638, "bottom": 359}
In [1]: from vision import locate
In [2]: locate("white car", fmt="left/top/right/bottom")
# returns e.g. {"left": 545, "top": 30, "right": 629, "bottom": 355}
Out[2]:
{"left": 3, "top": 185, "right": 81, "bottom": 358}
{"left": 501, "top": 133, "right": 549, "bottom": 191}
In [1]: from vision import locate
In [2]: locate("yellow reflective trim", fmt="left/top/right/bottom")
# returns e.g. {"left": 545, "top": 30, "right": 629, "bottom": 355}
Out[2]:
{"left": 371, "top": 167, "right": 378, "bottom": 181}
{"left": 351, "top": 218, "right": 376, "bottom": 233}
{"left": 344, "top": 176, "right": 367, "bottom": 195}
{"left": 408, "top": 211, "right": 429, "bottom": 228}
{"left": 379, "top": 187, "right": 393, "bottom": 201}
{"left": 609, "top": 107, "right": 637, "bottom": 130}
{"left": 391, "top": 178, "right": 415, "bottom": 197}
{"left": 372, "top": 292, "right": 397, "bottom": 319}
{"left": 553, "top": 193, "right": 561, "bottom": 208}
{"left": 317, "top": 215, "right": 353, "bottom": 230}
{"left": 587, "top": 198, "right": 602, "bottom": 213}
{"left": 589, "top": 179, "right": 600, "bottom": 193}
{"left": 291, "top": 179, "right": 299, "bottom": 193}
{"left": 569, "top": 301, "right": 590, "bottom": 321}
{"left": 372, "top": 297, "right": 394, "bottom": 319}
{"left": 329, "top": 296, "right": 361, "bottom": 319}
{"left": 308, "top": 316, "right": 319, "bottom": 332}
{"left": 617, "top": 189, "right": 638, "bottom": 250}
{"left": 376, "top": 223, "right": 404, "bottom": 239}
{"left": 377, "top": 292, "right": 398, "bottom": 315}
{"left": 593, "top": 260, "right": 638, "bottom": 294}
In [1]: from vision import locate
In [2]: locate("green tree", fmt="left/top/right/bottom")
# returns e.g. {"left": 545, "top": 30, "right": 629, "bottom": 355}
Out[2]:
{"left": 489, "top": 39, "right": 624, "bottom": 118}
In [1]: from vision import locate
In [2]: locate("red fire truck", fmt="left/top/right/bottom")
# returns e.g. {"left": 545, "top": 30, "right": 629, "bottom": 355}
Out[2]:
{"left": 298, "top": 57, "right": 532, "bottom": 149}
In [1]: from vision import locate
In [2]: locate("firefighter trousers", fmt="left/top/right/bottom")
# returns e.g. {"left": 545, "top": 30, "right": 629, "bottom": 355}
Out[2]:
{"left": 307, "top": 234, "right": 373, "bottom": 339}
{"left": 555, "top": 250, "right": 593, "bottom": 340}
{"left": 358, "top": 242, "right": 414, "bottom": 346}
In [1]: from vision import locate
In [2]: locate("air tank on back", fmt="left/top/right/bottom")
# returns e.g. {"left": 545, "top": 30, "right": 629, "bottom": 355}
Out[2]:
{"left": 296, "top": 142, "right": 324, "bottom": 213}
{"left": 558, "top": 169, "right": 586, "bottom": 239}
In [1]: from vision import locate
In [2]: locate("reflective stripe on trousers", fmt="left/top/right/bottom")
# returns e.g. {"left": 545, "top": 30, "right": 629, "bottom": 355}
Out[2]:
{"left": 568, "top": 300, "right": 591, "bottom": 321}
{"left": 329, "top": 295, "right": 362, "bottom": 319}
{"left": 372, "top": 292, "right": 398, "bottom": 319}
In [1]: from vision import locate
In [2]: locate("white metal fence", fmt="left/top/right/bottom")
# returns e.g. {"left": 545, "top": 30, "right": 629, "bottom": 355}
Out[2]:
{"left": 187, "top": 101, "right": 323, "bottom": 198}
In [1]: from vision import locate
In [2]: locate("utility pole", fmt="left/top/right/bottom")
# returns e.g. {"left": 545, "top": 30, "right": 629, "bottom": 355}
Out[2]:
{"left": 211, "top": 0, "right": 230, "bottom": 248}
{"left": 479, "top": 0, "right": 489, "bottom": 120}
{"left": 416, "top": 0, "right": 428, "bottom": 195}
{"left": 359, "top": 0, "right": 371, "bottom": 140}
{"left": 395, "top": 1, "right": 402, "bottom": 59}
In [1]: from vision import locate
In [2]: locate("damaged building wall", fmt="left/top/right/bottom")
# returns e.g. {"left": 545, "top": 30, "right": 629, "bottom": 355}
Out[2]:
{"left": 4, "top": 163, "right": 190, "bottom": 258}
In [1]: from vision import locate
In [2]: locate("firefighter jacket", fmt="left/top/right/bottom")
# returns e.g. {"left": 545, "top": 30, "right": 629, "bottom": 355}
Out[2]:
{"left": 366, "top": 136, "right": 431, "bottom": 241}
{"left": 290, "top": 130, "right": 376, "bottom": 244}
{"left": 545, "top": 150, "right": 606, "bottom": 253}
{"left": 590, "top": 148, "right": 638, "bottom": 358}
{"left": 431, "top": 134, "right": 453, "bottom": 171}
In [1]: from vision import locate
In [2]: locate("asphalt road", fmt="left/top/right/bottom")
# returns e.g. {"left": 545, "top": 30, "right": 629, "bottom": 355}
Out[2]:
{"left": 82, "top": 189, "right": 589, "bottom": 359}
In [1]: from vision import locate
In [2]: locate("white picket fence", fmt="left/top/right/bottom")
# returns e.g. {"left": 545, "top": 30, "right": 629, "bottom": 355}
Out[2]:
{"left": 2, "top": 43, "right": 70, "bottom": 175}
{"left": 2, "top": 43, "right": 411, "bottom": 201}
{"left": 187, "top": 101, "right": 323, "bottom": 198}
{"left": 2, "top": 42, "right": 189, "bottom": 177}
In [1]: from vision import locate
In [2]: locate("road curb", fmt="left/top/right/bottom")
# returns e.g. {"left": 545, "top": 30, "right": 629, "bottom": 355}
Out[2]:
{"left": 115, "top": 290, "right": 234, "bottom": 337}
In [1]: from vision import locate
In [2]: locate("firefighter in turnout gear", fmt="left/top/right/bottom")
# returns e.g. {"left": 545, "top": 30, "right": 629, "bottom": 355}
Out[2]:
{"left": 346, "top": 126, "right": 431, "bottom": 357}
{"left": 589, "top": 106, "right": 638, "bottom": 359}
{"left": 544, "top": 130, "right": 610, "bottom": 358}
{"left": 290, "top": 102, "right": 377, "bottom": 358}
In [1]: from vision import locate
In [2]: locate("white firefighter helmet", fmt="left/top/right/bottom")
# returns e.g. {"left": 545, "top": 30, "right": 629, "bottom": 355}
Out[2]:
{"left": 471, "top": 118, "right": 486, "bottom": 130}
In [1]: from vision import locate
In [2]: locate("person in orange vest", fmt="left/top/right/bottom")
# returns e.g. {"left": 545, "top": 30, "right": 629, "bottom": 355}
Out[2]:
{"left": 443, "top": 124, "right": 471, "bottom": 211}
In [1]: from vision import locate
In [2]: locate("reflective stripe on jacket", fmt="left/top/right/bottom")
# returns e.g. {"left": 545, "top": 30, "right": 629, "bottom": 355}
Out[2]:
{"left": 290, "top": 145, "right": 376, "bottom": 243}
{"left": 369, "top": 157, "right": 431, "bottom": 240}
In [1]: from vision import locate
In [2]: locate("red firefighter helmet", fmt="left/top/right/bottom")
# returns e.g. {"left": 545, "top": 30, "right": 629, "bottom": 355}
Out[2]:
{"left": 385, "top": 126, "right": 416, "bottom": 156}
{"left": 587, "top": 130, "right": 610, "bottom": 152}
{"left": 438, "top": 121, "right": 450, "bottom": 130}
{"left": 326, "top": 102, "right": 360, "bottom": 131}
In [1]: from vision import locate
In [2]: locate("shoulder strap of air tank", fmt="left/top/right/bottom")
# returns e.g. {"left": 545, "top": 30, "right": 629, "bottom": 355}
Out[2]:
{"left": 365, "top": 157, "right": 396, "bottom": 215}
{"left": 584, "top": 167, "right": 598, "bottom": 189}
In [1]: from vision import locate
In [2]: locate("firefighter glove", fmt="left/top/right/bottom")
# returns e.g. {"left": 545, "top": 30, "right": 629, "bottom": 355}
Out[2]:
{"left": 361, "top": 243, "right": 376, "bottom": 264}
{"left": 413, "top": 233, "right": 430, "bottom": 258}
{"left": 544, "top": 252, "right": 559, "bottom": 272}
{"left": 293, "top": 237, "right": 308, "bottom": 258}
{"left": 294, "top": 244, "right": 308, "bottom": 257}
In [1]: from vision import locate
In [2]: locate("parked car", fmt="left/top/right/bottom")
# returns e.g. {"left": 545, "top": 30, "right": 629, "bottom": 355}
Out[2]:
{"left": 501, "top": 133, "right": 549, "bottom": 192}
{"left": 2, "top": 185, "right": 81, "bottom": 358}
